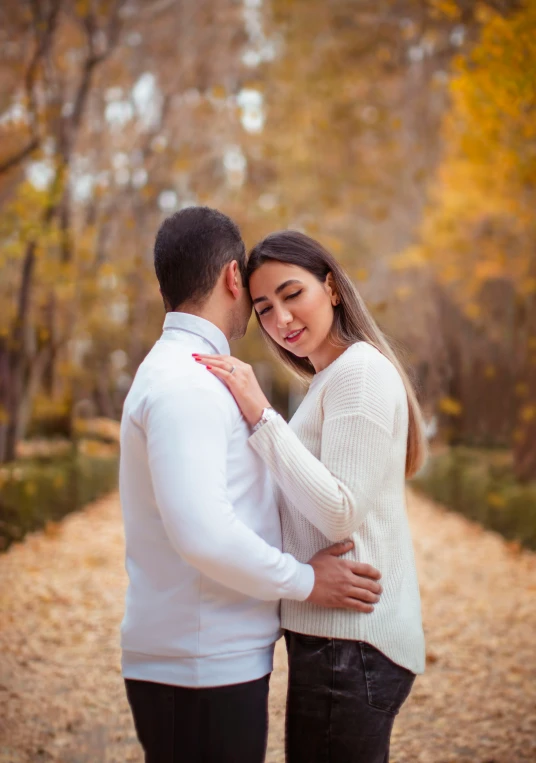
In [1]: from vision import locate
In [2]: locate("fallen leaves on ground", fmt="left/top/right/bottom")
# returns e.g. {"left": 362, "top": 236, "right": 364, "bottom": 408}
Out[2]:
{"left": 0, "top": 490, "right": 535, "bottom": 762}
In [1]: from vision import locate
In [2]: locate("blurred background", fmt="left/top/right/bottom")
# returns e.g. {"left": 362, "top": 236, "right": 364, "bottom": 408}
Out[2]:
{"left": 1, "top": 0, "right": 535, "bottom": 553}
{"left": 1, "top": 3, "right": 536, "bottom": 761}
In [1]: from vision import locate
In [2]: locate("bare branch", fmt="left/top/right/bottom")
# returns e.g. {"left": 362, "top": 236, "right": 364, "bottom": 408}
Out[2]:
{"left": 25, "top": 0, "right": 62, "bottom": 133}
{"left": 0, "top": 0, "right": 62, "bottom": 176}
{"left": 68, "top": 1, "right": 125, "bottom": 141}
{"left": 0, "top": 138, "right": 40, "bottom": 175}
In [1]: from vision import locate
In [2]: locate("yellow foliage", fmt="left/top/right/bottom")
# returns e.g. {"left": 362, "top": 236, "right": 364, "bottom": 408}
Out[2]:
{"left": 438, "top": 397, "right": 463, "bottom": 416}
{"left": 321, "top": 236, "right": 343, "bottom": 254}
{"left": 520, "top": 405, "right": 536, "bottom": 423}
{"left": 395, "top": 285, "right": 412, "bottom": 300}
{"left": 75, "top": 0, "right": 91, "bottom": 14}
{"left": 474, "top": 260, "right": 506, "bottom": 281}
{"left": 430, "top": 0, "right": 462, "bottom": 20}
{"left": 399, "top": 0, "right": 536, "bottom": 331}
{"left": 487, "top": 492, "right": 506, "bottom": 509}
{"left": 99, "top": 263, "right": 115, "bottom": 277}
{"left": 464, "top": 303, "right": 481, "bottom": 320}
{"left": 74, "top": 417, "right": 121, "bottom": 443}
{"left": 520, "top": 278, "right": 536, "bottom": 296}
{"left": 512, "top": 428, "right": 524, "bottom": 443}
{"left": 24, "top": 481, "right": 37, "bottom": 497}
{"left": 53, "top": 474, "right": 65, "bottom": 489}
{"left": 211, "top": 85, "right": 227, "bottom": 100}
{"left": 391, "top": 246, "right": 427, "bottom": 271}
{"left": 515, "top": 383, "right": 529, "bottom": 397}
{"left": 33, "top": 395, "right": 70, "bottom": 418}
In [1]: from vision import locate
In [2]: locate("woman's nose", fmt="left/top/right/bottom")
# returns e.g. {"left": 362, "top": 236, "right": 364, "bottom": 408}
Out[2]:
{"left": 275, "top": 306, "right": 292, "bottom": 328}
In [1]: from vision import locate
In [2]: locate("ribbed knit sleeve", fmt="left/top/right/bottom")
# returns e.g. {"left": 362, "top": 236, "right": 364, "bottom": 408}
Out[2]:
{"left": 249, "top": 350, "right": 398, "bottom": 542}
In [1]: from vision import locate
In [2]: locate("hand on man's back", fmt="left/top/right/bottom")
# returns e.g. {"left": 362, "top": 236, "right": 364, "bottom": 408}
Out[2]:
{"left": 306, "top": 540, "right": 382, "bottom": 613}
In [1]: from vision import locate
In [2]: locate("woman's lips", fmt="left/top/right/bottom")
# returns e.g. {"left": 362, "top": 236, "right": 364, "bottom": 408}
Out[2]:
{"left": 285, "top": 328, "right": 306, "bottom": 344}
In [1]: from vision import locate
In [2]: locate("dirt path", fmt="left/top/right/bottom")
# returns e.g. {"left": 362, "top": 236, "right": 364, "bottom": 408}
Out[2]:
{"left": 0, "top": 489, "right": 535, "bottom": 763}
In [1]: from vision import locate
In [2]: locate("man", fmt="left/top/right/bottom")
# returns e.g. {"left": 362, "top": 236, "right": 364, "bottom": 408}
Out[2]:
{"left": 120, "top": 206, "right": 382, "bottom": 763}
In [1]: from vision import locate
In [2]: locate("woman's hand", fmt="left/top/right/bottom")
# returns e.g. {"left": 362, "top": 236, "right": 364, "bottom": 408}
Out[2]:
{"left": 193, "top": 354, "right": 271, "bottom": 428}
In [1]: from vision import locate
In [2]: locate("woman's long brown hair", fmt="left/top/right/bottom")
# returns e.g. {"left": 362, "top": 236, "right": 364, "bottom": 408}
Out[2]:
{"left": 247, "top": 230, "right": 427, "bottom": 478}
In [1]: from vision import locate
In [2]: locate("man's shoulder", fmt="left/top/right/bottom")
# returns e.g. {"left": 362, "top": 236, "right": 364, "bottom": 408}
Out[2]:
{"left": 129, "top": 342, "right": 238, "bottom": 420}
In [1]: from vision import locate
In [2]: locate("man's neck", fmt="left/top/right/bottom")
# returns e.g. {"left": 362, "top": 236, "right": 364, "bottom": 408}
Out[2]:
{"left": 169, "top": 304, "right": 231, "bottom": 342}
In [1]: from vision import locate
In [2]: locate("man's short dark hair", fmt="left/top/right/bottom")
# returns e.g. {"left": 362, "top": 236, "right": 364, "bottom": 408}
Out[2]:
{"left": 154, "top": 206, "right": 247, "bottom": 310}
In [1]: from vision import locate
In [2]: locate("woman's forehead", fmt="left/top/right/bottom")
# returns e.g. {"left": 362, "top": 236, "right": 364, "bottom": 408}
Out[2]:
{"left": 249, "top": 261, "right": 310, "bottom": 294}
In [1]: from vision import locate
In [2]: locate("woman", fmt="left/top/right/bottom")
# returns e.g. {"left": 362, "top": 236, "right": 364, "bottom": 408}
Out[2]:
{"left": 194, "top": 231, "right": 426, "bottom": 763}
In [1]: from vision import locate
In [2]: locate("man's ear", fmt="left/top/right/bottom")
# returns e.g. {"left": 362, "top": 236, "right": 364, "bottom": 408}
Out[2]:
{"left": 225, "top": 260, "right": 241, "bottom": 300}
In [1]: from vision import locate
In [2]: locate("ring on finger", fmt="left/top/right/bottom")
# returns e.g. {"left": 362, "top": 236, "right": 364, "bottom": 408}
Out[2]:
{"left": 229, "top": 365, "right": 236, "bottom": 375}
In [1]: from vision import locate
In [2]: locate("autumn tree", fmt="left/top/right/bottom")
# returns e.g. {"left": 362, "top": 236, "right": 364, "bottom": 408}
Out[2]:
{"left": 402, "top": 0, "right": 536, "bottom": 478}
{"left": 0, "top": 0, "right": 256, "bottom": 462}
{"left": 235, "top": 1, "right": 519, "bottom": 272}
{"left": 0, "top": 0, "right": 127, "bottom": 462}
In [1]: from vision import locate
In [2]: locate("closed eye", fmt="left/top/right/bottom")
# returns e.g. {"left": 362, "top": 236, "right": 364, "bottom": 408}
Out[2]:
{"left": 257, "top": 291, "right": 302, "bottom": 317}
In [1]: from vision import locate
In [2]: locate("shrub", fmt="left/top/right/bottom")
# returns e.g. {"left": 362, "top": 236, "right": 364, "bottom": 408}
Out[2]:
{"left": 26, "top": 395, "right": 73, "bottom": 438}
{"left": 412, "top": 447, "right": 536, "bottom": 550}
{"left": 0, "top": 447, "right": 118, "bottom": 552}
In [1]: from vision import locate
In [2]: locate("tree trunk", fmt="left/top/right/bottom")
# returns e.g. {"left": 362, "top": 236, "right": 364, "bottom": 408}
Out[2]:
{"left": 17, "top": 346, "right": 53, "bottom": 444}
{"left": 0, "top": 338, "right": 10, "bottom": 462}
{"left": 0, "top": 3, "right": 124, "bottom": 463}
{"left": 95, "top": 371, "right": 116, "bottom": 420}
{"left": 3, "top": 241, "right": 36, "bottom": 463}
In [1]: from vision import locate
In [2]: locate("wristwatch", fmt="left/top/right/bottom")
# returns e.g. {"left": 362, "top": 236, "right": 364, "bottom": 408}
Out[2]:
{"left": 252, "top": 407, "right": 279, "bottom": 432}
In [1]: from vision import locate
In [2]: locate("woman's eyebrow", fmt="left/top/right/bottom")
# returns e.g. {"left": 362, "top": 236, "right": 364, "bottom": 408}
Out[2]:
{"left": 252, "top": 279, "right": 302, "bottom": 305}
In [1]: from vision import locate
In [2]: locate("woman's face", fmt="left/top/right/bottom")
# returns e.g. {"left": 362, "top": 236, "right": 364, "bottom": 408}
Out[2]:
{"left": 249, "top": 261, "right": 339, "bottom": 369}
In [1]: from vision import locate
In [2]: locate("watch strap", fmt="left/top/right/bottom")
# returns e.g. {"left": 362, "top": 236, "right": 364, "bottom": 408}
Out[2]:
{"left": 252, "top": 407, "right": 278, "bottom": 432}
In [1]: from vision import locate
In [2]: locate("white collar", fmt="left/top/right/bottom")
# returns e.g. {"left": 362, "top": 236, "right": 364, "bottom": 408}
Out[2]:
{"left": 162, "top": 312, "right": 230, "bottom": 355}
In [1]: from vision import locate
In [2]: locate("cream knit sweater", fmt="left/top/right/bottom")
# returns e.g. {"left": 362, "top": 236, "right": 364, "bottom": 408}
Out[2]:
{"left": 249, "top": 342, "right": 426, "bottom": 675}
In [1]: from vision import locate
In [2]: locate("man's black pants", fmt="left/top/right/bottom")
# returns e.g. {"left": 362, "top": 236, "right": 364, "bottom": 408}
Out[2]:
{"left": 125, "top": 674, "right": 270, "bottom": 763}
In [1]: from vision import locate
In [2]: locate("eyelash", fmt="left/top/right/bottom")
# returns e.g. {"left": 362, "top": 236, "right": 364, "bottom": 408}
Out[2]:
{"left": 259, "top": 290, "right": 302, "bottom": 316}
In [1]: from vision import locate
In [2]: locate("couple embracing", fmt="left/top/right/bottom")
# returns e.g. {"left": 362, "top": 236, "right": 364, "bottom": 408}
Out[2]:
{"left": 119, "top": 206, "right": 426, "bottom": 763}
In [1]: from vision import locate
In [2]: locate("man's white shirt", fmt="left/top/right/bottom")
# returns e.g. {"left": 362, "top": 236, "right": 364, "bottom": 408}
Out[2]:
{"left": 120, "top": 312, "right": 314, "bottom": 688}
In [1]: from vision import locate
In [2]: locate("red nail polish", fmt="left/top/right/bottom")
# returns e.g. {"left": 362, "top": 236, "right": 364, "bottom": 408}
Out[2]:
{"left": 192, "top": 353, "right": 199, "bottom": 357}
{"left": 206, "top": 365, "right": 212, "bottom": 370}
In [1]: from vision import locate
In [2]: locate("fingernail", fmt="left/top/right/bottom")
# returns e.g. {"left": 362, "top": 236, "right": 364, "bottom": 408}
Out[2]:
{"left": 206, "top": 365, "right": 212, "bottom": 370}
{"left": 192, "top": 353, "right": 199, "bottom": 357}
